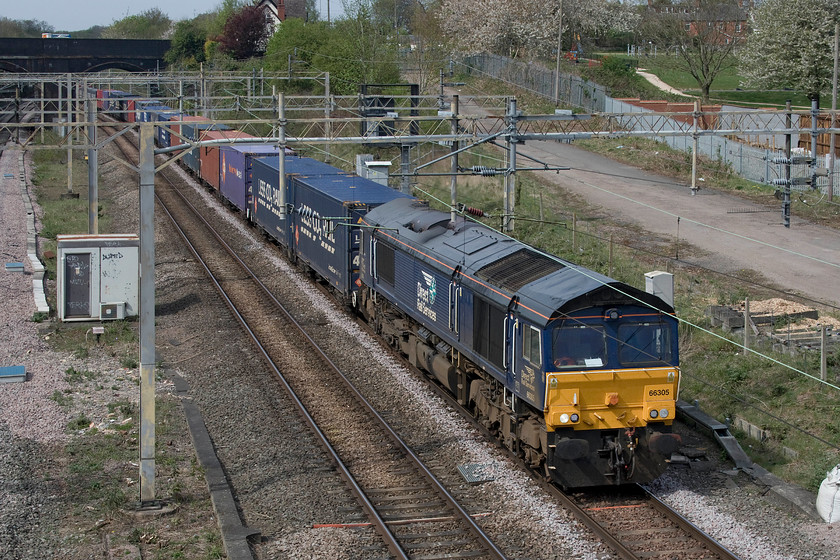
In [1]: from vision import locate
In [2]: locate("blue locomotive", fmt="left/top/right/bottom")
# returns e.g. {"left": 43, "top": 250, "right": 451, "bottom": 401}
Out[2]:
{"left": 357, "top": 198, "right": 681, "bottom": 488}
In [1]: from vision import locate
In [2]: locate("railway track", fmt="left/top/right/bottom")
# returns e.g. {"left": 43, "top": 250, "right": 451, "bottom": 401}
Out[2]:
{"left": 107, "top": 126, "right": 507, "bottom": 560}
{"left": 560, "top": 485, "right": 740, "bottom": 560}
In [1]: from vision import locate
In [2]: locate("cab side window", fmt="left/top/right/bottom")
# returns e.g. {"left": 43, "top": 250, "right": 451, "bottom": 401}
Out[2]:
{"left": 522, "top": 324, "right": 541, "bottom": 367}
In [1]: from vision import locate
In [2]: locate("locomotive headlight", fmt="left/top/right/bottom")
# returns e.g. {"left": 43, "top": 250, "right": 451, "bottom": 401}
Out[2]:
{"left": 570, "top": 413, "right": 579, "bottom": 423}
{"left": 649, "top": 408, "right": 659, "bottom": 419}
{"left": 559, "top": 413, "right": 570, "bottom": 424}
{"left": 659, "top": 408, "right": 669, "bottom": 419}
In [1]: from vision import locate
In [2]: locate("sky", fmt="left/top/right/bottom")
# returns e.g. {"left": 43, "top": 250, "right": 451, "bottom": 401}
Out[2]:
{"left": 6, "top": 1, "right": 339, "bottom": 33}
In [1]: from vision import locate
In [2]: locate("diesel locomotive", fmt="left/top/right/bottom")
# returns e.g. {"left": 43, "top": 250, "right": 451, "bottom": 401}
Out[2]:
{"left": 356, "top": 198, "right": 681, "bottom": 487}
{"left": 96, "top": 88, "right": 682, "bottom": 487}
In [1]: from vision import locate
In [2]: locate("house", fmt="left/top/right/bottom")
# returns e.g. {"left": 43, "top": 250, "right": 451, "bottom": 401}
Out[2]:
{"left": 258, "top": 0, "right": 310, "bottom": 35}
{"left": 647, "top": 0, "right": 754, "bottom": 44}
{"left": 257, "top": 0, "right": 285, "bottom": 35}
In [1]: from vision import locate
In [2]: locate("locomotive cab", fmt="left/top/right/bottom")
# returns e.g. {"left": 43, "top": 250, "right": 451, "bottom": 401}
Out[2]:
{"left": 542, "top": 304, "right": 681, "bottom": 486}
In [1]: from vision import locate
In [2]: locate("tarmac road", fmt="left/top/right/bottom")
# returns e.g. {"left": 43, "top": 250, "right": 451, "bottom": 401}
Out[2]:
{"left": 452, "top": 93, "right": 840, "bottom": 308}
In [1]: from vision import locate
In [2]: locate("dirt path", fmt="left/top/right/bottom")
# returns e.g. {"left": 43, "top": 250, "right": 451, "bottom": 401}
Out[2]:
{"left": 636, "top": 69, "right": 693, "bottom": 97}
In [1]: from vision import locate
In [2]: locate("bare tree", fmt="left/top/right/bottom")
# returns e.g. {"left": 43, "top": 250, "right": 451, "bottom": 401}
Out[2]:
{"left": 642, "top": 0, "right": 746, "bottom": 102}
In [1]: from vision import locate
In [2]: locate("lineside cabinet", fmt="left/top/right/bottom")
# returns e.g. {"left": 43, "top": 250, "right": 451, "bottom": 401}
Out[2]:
{"left": 57, "top": 234, "right": 139, "bottom": 322}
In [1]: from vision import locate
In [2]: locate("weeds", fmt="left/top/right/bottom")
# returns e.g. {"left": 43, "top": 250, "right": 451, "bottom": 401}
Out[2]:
{"left": 67, "top": 413, "right": 91, "bottom": 432}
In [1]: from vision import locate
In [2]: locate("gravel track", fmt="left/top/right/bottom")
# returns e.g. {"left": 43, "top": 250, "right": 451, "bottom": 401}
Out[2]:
{"left": 1, "top": 133, "right": 839, "bottom": 559}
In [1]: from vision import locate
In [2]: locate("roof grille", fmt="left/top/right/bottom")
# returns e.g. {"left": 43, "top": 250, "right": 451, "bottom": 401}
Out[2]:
{"left": 475, "top": 249, "right": 565, "bottom": 292}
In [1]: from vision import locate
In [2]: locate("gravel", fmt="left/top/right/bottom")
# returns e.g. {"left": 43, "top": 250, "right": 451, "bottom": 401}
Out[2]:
{"left": 2, "top": 134, "right": 839, "bottom": 559}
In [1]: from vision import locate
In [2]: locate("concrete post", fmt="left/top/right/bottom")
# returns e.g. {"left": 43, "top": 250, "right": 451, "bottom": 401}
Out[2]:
{"left": 504, "top": 97, "right": 518, "bottom": 232}
{"left": 784, "top": 101, "right": 792, "bottom": 228}
{"left": 743, "top": 298, "right": 750, "bottom": 356}
{"left": 821, "top": 326, "right": 828, "bottom": 382}
{"left": 400, "top": 144, "right": 412, "bottom": 194}
{"left": 87, "top": 98, "right": 98, "bottom": 234}
{"left": 691, "top": 100, "right": 699, "bottom": 195}
{"left": 278, "top": 93, "right": 286, "bottom": 220}
{"left": 138, "top": 122, "right": 156, "bottom": 504}
{"left": 450, "top": 95, "right": 459, "bottom": 224}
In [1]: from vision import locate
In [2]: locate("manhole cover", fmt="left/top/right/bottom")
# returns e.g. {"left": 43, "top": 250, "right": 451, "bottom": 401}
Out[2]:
{"left": 457, "top": 463, "right": 495, "bottom": 484}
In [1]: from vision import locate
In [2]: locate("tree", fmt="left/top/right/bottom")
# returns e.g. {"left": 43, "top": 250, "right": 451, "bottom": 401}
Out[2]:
{"left": 0, "top": 18, "right": 53, "bottom": 37}
{"left": 218, "top": 5, "right": 270, "bottom": 59}
{"left": 370, "top": 0, "right": 416, "bottom": 30}
{"left": 642, "top": 0, "right": 745, "bottom": 102}
{"left": 165, "top": 19, "right": 208, "bottom": 65}
{"left": 406, "top": 0, "right": 453, "bottom": 93}
{"left": 264, "top": 4, "right": 400, "bottom": 94}
{"left": 738, "top": 0, "right": 840, "bottom": 103}
{"left": 208, "top": 0, "right": 251, "bottom": 37}
{"left": 436, "top": 0, "right": 638, "bottom": 58}
{"left": 102, "top": 8, "right": 172, "bottom": 39}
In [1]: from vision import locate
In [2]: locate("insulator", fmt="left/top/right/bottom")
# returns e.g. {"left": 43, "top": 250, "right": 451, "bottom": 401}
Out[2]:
{"left": 771, "top": 179, "right": 789, "bottom": 186}
{"left": 469, "top": 165, "right": 499, "bottom": 176}
{"left": 462, "top": 206, "right": 486, "bottom": 217}
{"left": 772, "top": 157, "right": 790, "bottom": 165}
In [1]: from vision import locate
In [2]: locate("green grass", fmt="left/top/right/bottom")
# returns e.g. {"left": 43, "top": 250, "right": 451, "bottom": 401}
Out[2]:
{"left": 31, "top": 138, "right": 111, "bottom": 296}
{"left": 606, "top": 53, "right": 813, "bottom": 108}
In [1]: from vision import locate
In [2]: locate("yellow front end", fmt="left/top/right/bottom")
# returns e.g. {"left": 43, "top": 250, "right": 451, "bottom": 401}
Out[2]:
{"left": 544, "top": 367, "right": 679, "bottom": 431}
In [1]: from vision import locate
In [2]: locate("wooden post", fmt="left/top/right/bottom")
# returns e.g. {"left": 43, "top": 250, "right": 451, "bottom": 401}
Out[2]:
{"left": 821, "top": 326, "right": 828, "bottom": 382}
{"left": 572, "top": 212, "right": 577, "bottom": 252}
{"left": 743, "top": 298, "right": 750, "bottom": 356}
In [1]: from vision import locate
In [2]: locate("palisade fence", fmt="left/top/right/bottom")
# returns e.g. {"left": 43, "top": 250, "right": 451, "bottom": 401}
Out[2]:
{"left": 458, "top": 53, "right": 836, "bottom": 196}
{"left": 459, "top": 53, "right": 608, "bottom": 112}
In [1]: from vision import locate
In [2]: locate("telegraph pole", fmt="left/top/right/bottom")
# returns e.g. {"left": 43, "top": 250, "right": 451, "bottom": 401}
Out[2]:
{"left": 554, "top": 0, "right": 563, "bottom": 103}
{"left": 830, "top": 23, "right": 838, "bottom": 201}
{"left": 138, "top": 122, "right": 156, "bottom": 505}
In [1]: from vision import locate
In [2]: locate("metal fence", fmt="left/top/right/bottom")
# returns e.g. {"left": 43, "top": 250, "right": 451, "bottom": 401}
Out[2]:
{"left": 458, "top": 53, "right": 837, "bottom": 196}
{"left": 459, "top": 54, "right": 608, "bottom": 113}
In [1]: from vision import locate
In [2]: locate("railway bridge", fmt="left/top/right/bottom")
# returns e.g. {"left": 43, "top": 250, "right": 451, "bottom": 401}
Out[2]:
{"left": 0, "top": 38, "right": 170, "bottom": 73}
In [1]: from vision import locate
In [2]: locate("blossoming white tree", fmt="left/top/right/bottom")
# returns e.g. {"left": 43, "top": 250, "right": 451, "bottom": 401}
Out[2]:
{"left": 437, "top": 0, "right": 639, "bottom": 58}
{"left": 738, "top": 0, "right": 840, "bottom": 104}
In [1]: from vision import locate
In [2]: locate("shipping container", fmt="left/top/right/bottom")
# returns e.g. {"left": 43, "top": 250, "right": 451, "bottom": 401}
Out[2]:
{"left": 198, "top": 129, "right": 255, "bottom": 189}
{"left": 153, "top": 109, "right": 181, "bottom": 148}
{"left": 134, "top": 101, "right": 164, "bottom": 123}
{"left": 181, "top": 122, "right": 229, "bottom": 175}
{"left": 219, "top": 144, "right": 279, "bottom": 214}
{"left": 251, "top": 156, "right": 408, "bottom": 296}
{"left": 251, "top": 156, "right": 350, "bottom": 245}
{"left": 289, "top": 172, "right": 410, "bottom": 297}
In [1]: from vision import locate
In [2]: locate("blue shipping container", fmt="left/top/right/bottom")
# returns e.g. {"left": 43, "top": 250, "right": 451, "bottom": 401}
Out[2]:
{"left": 219, "top": 144, "right": 279, "bottom": 214}
{"left": 154, "top": 110, "right": 180, "bottom": 148}
{"left": 251, "top": 156, "right": 349, "bottom": 246}
{"left": 287, "top": 171, "right": 411, "bottom": 296}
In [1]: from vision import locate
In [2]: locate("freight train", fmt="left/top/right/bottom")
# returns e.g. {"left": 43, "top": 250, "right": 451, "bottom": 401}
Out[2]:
{"left": 94, "top": 89, "right": 682, "bottom": 488}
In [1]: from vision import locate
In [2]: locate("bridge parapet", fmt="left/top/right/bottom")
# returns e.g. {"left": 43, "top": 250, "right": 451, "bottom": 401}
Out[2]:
{"left": 0, "top": 38, "right": 170, "bottom": 73}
